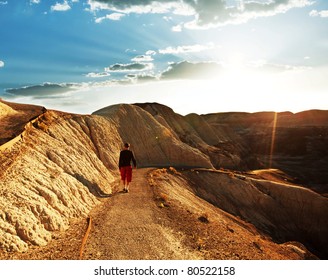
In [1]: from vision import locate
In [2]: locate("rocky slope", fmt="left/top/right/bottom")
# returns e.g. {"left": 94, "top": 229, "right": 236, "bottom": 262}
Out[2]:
{"left": 0, "top": 101, "right": 213, "bottom": 253}
{"left": 0, "top": 100, "right": 327, "bottom": 259}
{"left": 93, "top": 104, "right": 213, "bottom": 169}
{"left": 0, "top": 110, "right": 117, "bottom": 252}
{"left": 135, "top": 103, "right": 255, "bottom": 169}
{"left": 149, "top": 168, "right": 318, "bottom": 259}
{"left": 181, "top": 168, "right": 328, "bottom": 258}
{"left": 0, "top": 99, "right": 45, "bottom": 146}
{"left": 203, "top": 110, "right": 328, "bottom": 195}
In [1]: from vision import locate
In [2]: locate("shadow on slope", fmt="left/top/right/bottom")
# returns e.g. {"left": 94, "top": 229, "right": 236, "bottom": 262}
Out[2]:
{"left": 182, "top": 168, "right": 328, "bottom": 259}
{"left": 93, "top": 104, "right": 213, "bottom": 169}
{"left": 149, "top": 168, "right": 317, "bottom": 259}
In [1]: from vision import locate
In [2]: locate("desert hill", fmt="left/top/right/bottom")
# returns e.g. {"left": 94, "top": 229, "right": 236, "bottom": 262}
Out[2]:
{"left": 0, "top": 100, "right": 327, "bottom": 259}
{"left": 203, "top": 110, "right": 328, "bottom": 195}
{"left": 93, "top": 104, "right": 212, "bottom": 169}
{"left": 135, "top": 103, "right": 254, "bottom": 169}
{"left": 0, "top": 99, "right": 45, "bottom": 146}
{"left": 182, "top": 168, "right": 328, "bottom": 258}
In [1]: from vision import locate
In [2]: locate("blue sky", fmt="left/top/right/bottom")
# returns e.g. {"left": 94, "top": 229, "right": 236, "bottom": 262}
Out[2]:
{"left": 0, "top": 0, "right": 327, "bottom": 114}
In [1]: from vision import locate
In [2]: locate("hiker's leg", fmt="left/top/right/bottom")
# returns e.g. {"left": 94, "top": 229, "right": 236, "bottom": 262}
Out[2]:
{"left": 120, "top": 168, "right": 127, "bottom": 190}
{"left": 126, "top": 166, "right": 132, "bottom": 191}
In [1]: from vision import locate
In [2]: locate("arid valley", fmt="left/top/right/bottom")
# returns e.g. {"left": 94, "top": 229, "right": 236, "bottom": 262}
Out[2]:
{"left": 0, "top": 99, "right": 327, "bottom": 260}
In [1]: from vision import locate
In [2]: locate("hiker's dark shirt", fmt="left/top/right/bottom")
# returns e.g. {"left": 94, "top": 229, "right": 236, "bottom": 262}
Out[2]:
{"left": 119, "top": 150, "right": 137, "bottom": 168}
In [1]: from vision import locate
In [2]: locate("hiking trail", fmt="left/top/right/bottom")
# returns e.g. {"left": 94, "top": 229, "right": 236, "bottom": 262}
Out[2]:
{"left": 82, "top": 168, "right": 200, "bottom": 260}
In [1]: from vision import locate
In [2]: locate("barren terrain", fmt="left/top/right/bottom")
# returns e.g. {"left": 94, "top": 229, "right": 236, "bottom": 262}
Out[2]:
{"left": 0, "top": 100, "right": 327, "bottom": 259}
{"left": 0, "top": 168, "right": 312, "bottom": 260}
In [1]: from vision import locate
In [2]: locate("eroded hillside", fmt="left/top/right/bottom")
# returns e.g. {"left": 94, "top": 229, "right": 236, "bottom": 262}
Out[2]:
{"left": 0, "top": 102, "right": 213, "bottom": 253}
{"left": 179, "top": 168, "right": 328, "bottom": 258}
{"left": 135, "top": 103, "right": 255, "bottom": 169}
{"left": 1, "top": 100, "right": 327, "bottom": 259}
{"left": 203, "top": 110, "right": 328, "bottom": 195}
{"left": 93, "top": 104, "right": 213, "bottom": 168}
{"left": 0, "top": 110, "right": 118, "bottom": 251}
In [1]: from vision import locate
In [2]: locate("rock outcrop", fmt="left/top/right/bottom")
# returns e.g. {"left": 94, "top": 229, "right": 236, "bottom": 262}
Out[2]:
{"left": 0, "top": 109, "right": 117, "bottom": 252}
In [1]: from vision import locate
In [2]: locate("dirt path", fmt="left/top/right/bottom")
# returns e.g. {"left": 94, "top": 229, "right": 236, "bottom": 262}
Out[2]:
{"left": 82, "top": 168, "right": 200, "bottom": 260}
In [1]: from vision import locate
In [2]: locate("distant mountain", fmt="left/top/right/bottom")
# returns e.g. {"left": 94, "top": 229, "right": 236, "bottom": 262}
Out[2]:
{"left": 203, "top": 110, "right": 328, "bottom": 194}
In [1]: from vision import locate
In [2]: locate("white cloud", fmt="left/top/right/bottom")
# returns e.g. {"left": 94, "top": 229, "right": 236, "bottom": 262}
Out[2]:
{"left": 5, "top": 82, "right": 81, "bottom": 98}
{"left": 185, "top": 0, "right": 315, "bottom": 29}
{"left": 248, "top": 60, "right": 311, "bottom": 73}
{"left": 51, "top": 1, "right": 71, "bottom": 12}
{"left": 0, "top": 60, "right": 4, "bottom": 68}
{"left": 85, "top": 72, "right": 111, "bottom": 78}
{"left": 95, "top": 17, "right": 104, "bottom": 23}
{"left": 30, "top": 0, "right": 41, "bottom": 4}
{"left": 146, "top": 50, "right": 156, "bottom": 56}
{"left": 159, "top": 43, "right": 215, "bottom": 55}
{"left": 172, "top": 24, "right": 182, "bottom": 32}
{"left": 131, "top": 55, "right": 154, "bottom": 62}
{"left": 87, "top": 0, "right": 193, "bottom": 15}
{"left": 104, "top": 62, "right": 153, "bottom": 72}
{"left": 87, "top": 0, "right": 314, "bottom": 29}
{"left": 310, "top": 9, "right": 328, "bottom": 18}
{"left": 163, "top": 16, "right": 172, "bottom": 21}
{"left": 85, "top": 0, "right": 107, "bottom": 12}
{"left": 125, "top": 48, "right": 137, "bottom": 53}
{"left": 161, "top": 61, "right": 223, "bottom": 80}
{"left": 95, "top": 12, "right": 125, "bottom": 23}
{"left": 0, "top": 1, "right": 8, "bottom": 5}
{"left": 107, "top": 12, "right": 125, "bottom": 20}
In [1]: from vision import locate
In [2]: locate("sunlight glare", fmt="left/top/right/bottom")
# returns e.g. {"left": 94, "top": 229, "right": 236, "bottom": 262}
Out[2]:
{"left": 224, "top": 51, "right": 247, "bottom": 72}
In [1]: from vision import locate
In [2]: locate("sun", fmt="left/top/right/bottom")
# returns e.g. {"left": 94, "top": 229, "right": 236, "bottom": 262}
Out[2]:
{"left": 224, "top": 51, "right": 247, "bottom": 72}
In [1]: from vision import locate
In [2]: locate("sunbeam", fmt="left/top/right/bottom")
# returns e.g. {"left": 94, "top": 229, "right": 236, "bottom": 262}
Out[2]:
{"left": 269, "top": 111, "right": 278, "bottom": 168}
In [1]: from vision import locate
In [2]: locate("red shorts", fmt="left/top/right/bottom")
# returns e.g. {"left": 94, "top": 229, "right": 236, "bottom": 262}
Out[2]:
{"left": 120, "top": 166, "right": 132, "bottom": 183}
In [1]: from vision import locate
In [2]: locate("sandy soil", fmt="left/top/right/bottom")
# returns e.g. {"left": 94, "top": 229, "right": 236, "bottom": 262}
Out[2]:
{"left": 0, "top": 101, "right": 325, "bottom": 260}
{"left": 83, "top": 168, "right": 200, "bottom": 260}
{"left": 1, "top": 169, "right": 200, "bottom": 260}
{"left": 1, "top": 168, "right": 309, "bottom": 260}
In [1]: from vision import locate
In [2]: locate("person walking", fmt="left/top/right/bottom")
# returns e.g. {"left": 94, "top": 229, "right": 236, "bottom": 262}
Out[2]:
{"left": 119, "top": 143, "right": 137, "bottom": 193}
